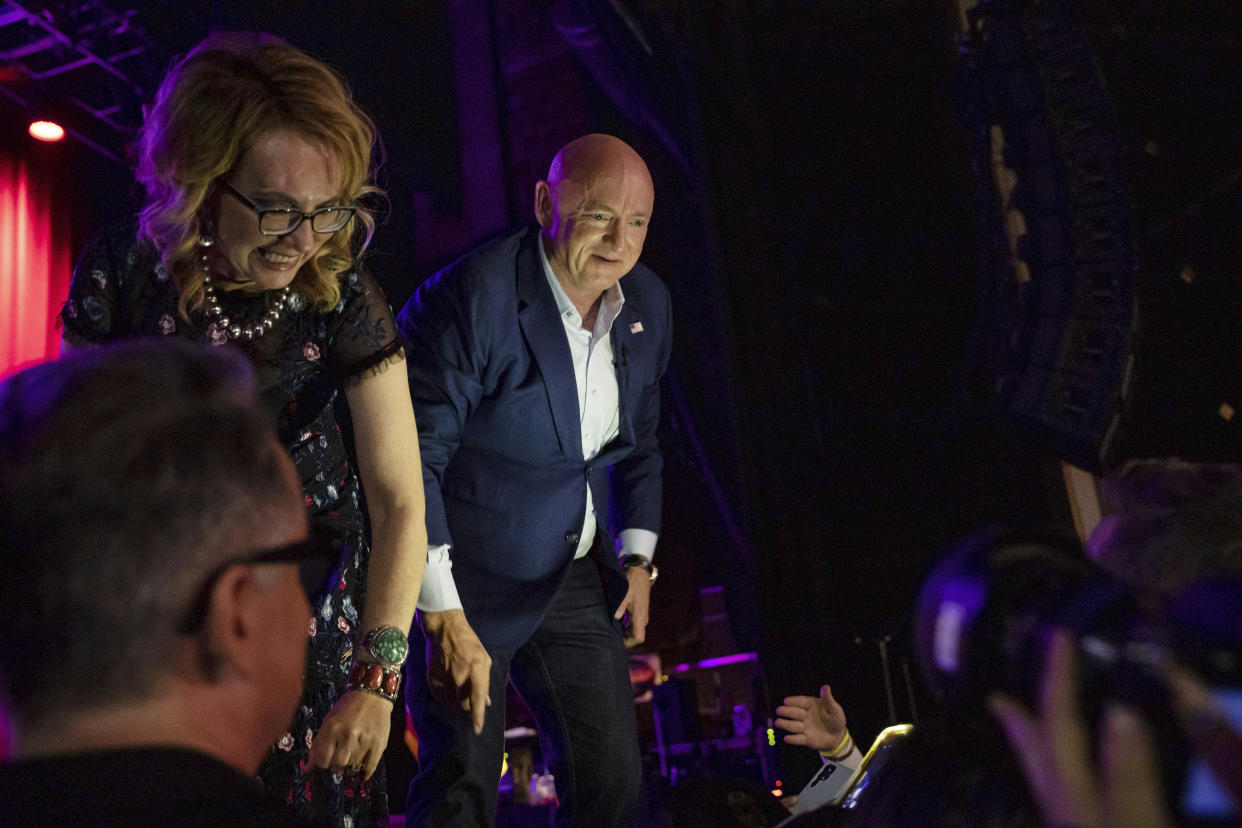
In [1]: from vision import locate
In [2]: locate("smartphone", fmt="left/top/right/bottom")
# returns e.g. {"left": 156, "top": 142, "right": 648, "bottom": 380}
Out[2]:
{"left": 776, "top": 724, "right": 914, "bottom": 826}
{"left": 837, "top": 724, "right": 913, "bottom": 810}
{"left": 781, "top": 757, "right": 854, "bottom": 818}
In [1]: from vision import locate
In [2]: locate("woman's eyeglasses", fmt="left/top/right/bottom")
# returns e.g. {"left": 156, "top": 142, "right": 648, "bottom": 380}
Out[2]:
{"left": 217, "top": 180, "right": 356, "bottom": 236}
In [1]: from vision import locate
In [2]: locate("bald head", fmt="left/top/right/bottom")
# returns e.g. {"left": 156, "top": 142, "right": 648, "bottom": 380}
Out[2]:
{"left": 535, "top": 134, "right": 654, "bottom": 315}
{"left": 545, "top": 134, "right": 652, "bottom": 193}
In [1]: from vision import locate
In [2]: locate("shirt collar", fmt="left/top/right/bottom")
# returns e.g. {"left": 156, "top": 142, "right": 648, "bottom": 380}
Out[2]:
{"left": 538, "top": 232, "right": 625, "bottom": 338}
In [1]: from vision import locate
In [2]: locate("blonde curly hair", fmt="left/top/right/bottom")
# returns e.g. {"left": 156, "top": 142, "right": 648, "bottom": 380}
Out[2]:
{"left": 136, "top": 31, "right": 379, "bottom": 319}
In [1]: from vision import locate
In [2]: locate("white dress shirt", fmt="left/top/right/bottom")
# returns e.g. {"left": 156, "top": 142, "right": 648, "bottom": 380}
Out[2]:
{"left": 416, "top": 235, "right": 657, "bottom": 613}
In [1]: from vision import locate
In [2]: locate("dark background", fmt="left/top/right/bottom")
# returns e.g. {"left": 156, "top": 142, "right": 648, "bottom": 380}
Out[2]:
{"left": 6, "top": 0, "right": 1242, "bottom": 799}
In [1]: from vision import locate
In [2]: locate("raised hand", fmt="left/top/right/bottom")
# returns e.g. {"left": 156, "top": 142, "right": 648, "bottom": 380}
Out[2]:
{"left": 775, "top": 684, "right": 848, "bottom": 753}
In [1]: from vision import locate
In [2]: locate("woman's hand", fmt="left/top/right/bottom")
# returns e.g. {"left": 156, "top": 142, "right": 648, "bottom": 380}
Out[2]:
{"left": 308, "top": 690, "right": 394, "bottom": 780}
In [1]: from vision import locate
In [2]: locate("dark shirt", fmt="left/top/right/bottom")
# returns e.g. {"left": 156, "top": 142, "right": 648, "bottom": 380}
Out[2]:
{"left": 0, "top": 746, "right": 319, "bottom": 826}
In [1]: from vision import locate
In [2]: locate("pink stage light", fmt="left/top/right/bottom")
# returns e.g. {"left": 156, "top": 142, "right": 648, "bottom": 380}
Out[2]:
{"left": 28, "top": 120, "right": 65, "bottom": 142}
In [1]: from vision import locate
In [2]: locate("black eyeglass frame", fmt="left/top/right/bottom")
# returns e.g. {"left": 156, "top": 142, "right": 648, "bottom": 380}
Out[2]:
{"left": 177, "top": 527, "right": 343, "bottom": 634}
{"left": 216, "top": 179, "right": 357, "bottom": 236}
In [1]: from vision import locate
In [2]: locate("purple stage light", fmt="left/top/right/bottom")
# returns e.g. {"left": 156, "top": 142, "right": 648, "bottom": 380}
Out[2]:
{"left": 667, "top": 651, "right": 759, "bottom": 673}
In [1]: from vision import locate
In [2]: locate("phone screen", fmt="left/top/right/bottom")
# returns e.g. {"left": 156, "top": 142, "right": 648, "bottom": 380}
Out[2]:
{"left": 839, "top": 724, "right": 913, "bottom": 810}
{"left": 1180, "top": 687, "right": 1242, "bottom": 819}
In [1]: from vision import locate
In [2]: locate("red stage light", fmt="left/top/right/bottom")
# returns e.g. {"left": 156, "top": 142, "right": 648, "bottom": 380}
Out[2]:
{"left": 28, "top": 121, "right": 65, "bottom": 142}
{"left": 1, "top": 156, "right": 72, "bottom": 377}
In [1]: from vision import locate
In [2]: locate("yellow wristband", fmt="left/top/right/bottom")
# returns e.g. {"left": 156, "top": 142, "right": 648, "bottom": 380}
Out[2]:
{"left": 821, "top": 728, "right": 852, "bottom": 760}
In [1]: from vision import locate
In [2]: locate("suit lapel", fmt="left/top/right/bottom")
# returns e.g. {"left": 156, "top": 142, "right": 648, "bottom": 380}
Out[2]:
{"left": 610, "top": 301, "right": 639, "bottom": 449}
{"left": 516, "top": 229, "right": 582, "bottom": 460}
{"left": 606, "top": 290, "right": 655, "bottom": 459}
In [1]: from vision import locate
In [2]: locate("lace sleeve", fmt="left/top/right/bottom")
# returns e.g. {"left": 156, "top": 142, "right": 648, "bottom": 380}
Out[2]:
{"left": 59, "top": 223, "right": 137, "bottom": 344}
{"left": 325, "top": 263, "right": 405, "bottom": 385}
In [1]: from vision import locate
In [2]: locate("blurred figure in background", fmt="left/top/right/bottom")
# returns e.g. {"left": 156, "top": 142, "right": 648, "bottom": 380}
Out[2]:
{"left": 0, "top": 340, "right": 331, "bottom": 826}
{"left": 1087, "top": 458, "right": 1242, "bottom": 605}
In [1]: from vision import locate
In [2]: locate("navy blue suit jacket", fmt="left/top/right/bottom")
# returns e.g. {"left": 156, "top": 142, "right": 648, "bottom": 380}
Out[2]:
{"left": 396, "top": 226, "right": 672, "bottom": 652}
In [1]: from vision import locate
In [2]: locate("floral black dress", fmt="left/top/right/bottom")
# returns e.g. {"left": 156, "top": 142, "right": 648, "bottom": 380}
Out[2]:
{"left": 61, "top": 221, "right": 402, "bottom": 828}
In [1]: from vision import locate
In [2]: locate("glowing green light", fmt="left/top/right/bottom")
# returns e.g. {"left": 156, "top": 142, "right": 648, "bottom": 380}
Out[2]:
{"left": 766, "top": 728, "right": 776, "bottom": 746}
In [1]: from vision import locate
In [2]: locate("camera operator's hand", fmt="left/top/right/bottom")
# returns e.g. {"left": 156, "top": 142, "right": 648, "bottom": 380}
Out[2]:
{"left": 989, "top": 629, "right": 1173, "bottom": 828}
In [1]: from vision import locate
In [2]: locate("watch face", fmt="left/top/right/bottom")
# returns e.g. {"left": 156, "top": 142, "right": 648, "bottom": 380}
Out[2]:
{"left": 368, "top": 626, "right": 409, "bottom": 666}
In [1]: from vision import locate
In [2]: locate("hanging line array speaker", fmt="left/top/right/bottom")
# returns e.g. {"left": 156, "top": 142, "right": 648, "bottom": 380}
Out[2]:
{"left": 957, "top": 0, "right": 1136, "bottom": 474}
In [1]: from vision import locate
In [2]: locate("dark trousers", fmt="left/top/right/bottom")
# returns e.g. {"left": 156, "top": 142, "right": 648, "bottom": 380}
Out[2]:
{"left": 405, "top": 557, "right": 641, "bottom": 827}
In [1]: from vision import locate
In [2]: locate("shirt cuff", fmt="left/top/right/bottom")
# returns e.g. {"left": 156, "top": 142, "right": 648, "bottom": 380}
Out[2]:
{"left": 416, "top": 544, "right": 463, "bottom": 612}
{"left": 618, "top": 528, "right": 658, "bottom": 563}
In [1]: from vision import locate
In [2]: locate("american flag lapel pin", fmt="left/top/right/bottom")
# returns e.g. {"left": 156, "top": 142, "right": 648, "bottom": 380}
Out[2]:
{"left": 629, "top": 321, "right": 643, "bottom": 334}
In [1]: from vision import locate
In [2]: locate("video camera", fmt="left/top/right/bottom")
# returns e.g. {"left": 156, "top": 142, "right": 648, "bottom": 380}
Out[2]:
{"left": 914, "top": 528, "right": 1242, "bottom": 823}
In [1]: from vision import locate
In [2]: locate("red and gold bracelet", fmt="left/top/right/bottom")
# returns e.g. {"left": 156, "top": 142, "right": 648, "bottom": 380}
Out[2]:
{"left": 346, "top": 661, "right": 402, "bottom": 702}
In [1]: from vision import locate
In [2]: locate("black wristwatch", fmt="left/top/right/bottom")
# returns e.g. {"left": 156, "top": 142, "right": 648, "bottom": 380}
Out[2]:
{"left": 621, "top": 554, "right": 658, "bottom": 584}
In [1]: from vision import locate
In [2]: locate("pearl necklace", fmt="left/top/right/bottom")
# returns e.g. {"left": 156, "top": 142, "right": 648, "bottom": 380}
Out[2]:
{"left": 198, "top": 236, "right": 289, "bottom": 341}
{"left": 202, "top": 273, "right": 290, "bottom": 341}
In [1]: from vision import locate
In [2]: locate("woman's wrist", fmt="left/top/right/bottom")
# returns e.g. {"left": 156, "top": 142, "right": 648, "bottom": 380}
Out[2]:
{"left": 345, "top": 661, "right": 401, "bottom": 702}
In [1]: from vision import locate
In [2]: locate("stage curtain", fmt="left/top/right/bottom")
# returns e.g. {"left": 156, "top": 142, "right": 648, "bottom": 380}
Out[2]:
{"left": 0, "top": 155, "right": 72, "bottom": 378}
